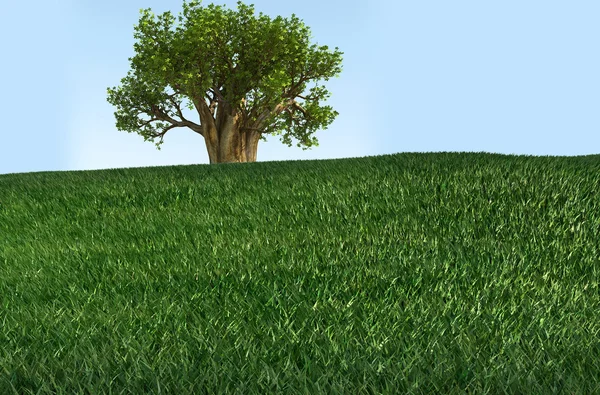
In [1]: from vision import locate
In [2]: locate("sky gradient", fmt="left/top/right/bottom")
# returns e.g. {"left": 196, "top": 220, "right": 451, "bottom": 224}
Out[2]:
{"left": 1, "top": 0, "right": 598, "bottom": 176}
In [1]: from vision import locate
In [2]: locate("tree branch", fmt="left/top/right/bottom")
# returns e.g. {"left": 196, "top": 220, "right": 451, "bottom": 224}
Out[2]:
{"left": 239, "top": 97, "right": 249, "bottom": 120}
{"left": 250, "top": 98, "right": 293, "bottom": 131}
{"left": 283, "top": 72, "right": 308, "bottom": 99}
{"left": 208, "top": 98, "right": 218, "bottom": 116}
{"left": 138, "top": 116, "right": 161, "bottom": 128}
{"left": 153, "top": 123, "right": 179, "bottom": 144}
{"left": 155, "top": 123, "right": 177, "bottom": 138}
{"left": 150, "top": 103, "right": 204, "bottom": 136}
{"left": 214, "top": 34, "right": 235, "bottom": 74}
{"left": 284, "top": 106, "right": 299, "bottom": 121}
{"left": 209, "top": 86, "right": 228, "bottom": 104}
{"left": 295, "top": 93, "right": 317, "bottom": 101}
{"left": 291, "top": 99, "right": 309, "bottom": 117}
{"left": 167, "top": 93, "right": 186, "bottom": 121}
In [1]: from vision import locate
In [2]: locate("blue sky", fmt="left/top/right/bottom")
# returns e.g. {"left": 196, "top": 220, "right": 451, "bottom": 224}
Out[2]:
{"left": 1, "top": 0, "right": 598, "bottom": 176}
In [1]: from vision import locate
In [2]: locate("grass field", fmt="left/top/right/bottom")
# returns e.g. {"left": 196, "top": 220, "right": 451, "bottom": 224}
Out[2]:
{"left": 1, "top": 151, "right": 599, "bottom": 393}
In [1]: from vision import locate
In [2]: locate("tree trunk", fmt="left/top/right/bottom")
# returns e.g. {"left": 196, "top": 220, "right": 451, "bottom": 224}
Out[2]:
{"left": 204, "top": 116, "right": 261, "bottom": 164}
{"left": 197, "top": 97, "right": 262, "bottom": 164}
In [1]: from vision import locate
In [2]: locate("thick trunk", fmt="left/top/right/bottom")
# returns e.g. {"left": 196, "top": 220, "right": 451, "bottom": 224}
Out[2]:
{"left": 204, "top": 114, "right": 261, "bottom": 164}
{"left": 196, "top": 97, "right": 261, "bottom": 164}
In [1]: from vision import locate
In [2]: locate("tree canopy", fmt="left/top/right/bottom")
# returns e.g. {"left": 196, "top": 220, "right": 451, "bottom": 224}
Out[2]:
{"left": 106, "top": 0, "right": 343, "bottom": 163}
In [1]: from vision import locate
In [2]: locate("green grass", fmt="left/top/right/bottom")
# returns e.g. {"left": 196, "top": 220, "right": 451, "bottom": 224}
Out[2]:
{"left": 1, "top": 151, "right": 599, "bottom": 394}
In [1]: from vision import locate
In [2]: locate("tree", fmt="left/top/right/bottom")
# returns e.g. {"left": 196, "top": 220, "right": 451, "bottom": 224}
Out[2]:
{"left": 106, "top": 0, "right": 343, "bottom": 164}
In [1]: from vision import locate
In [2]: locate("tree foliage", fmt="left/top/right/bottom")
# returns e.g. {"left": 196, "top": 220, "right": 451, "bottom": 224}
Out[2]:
{"left": 106, "top": 0, "right": 343, "bottom": 157}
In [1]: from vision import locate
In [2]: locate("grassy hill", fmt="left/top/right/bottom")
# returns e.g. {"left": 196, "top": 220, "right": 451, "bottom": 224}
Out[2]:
{"left": 1, "top": 151, "right": 599, "bottom": 393}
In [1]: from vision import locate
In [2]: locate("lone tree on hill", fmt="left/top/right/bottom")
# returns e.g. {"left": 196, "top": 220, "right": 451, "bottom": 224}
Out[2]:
{"left": 107, "top": 0, "right": 343, "bottom": 164}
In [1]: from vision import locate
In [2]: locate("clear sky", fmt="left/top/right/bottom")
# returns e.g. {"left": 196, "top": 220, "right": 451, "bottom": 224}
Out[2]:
{"left": 1, "top": 0, "right": 598, "bottom": 176}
